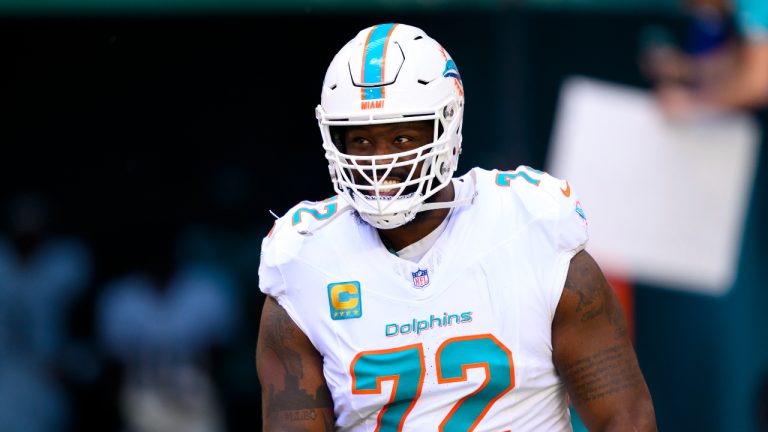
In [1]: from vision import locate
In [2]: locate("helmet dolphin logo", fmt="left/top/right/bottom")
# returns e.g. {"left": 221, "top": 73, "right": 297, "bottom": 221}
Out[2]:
{"left": 442, "top": 59, "right": 462, "bottom": 84}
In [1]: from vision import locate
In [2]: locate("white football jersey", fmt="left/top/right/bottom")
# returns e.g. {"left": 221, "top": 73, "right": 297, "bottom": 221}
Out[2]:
{"left": 259, "top": 166, "right": 589, "bottom": 432}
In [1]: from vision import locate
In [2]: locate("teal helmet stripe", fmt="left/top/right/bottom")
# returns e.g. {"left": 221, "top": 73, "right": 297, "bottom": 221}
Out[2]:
{"left": 361, "top": 23, "right": 398, "bottom": 100}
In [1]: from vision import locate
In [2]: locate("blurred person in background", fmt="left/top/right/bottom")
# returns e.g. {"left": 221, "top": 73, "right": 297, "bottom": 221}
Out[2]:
{"left": 96, "top": 230, "right": 239, "bottom": 432}
{"left": 175, "top": 167, "right": 270, "bottom": 431}
{"left": 640, "top": 0, "right": 768, "bottom": 117}
{"left": 640, "top": 0, "right": 768, "bottom": 428}
{"left": 256, "top": 23, "right": 656, "bottom": 431}
{"left": 0, "top": 192, "right": 92, "bottom": 432}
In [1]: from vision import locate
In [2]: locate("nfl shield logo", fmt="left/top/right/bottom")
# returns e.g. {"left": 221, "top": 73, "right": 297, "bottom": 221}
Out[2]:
{"left": 411, "top": 269, "right": 430, "bottom": 288}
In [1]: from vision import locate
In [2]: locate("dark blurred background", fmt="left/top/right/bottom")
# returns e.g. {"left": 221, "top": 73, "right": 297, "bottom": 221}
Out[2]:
{"left": 1, "top": 0, "right": 766, "bottom": 431}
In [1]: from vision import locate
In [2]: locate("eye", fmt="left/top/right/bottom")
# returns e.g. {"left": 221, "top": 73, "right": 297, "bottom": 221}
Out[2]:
{"left": 394, "top": 135, "right": 413, "bottom": 145}
{"left": 345, "top": 136, "right": 372, "bottom": 153}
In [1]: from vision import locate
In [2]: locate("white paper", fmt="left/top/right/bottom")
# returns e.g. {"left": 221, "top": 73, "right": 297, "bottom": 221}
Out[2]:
{"left": 547, "top": 76, "right": 761, "bottom": 295}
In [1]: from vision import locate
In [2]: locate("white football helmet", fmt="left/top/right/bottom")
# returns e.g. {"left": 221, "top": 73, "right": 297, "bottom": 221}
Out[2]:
{"left": 316, "top": 23, "right": 465, "bottom": 229}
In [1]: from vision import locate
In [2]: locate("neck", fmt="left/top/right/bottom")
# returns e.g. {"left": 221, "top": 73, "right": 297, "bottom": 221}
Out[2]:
{"left": 377, "top": 181, "right": 455, "bottom": 252}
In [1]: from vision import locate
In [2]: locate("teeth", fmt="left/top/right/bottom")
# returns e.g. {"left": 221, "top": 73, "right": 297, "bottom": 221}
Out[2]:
{"left": 379, "top": 180, "right": 400, "bottom": 191}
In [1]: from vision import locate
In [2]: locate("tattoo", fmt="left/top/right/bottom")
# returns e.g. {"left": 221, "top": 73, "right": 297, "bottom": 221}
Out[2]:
{"left": 260, "top": 300, "right": 335, "bottom": 430}
{"left": 565, "top": 252, "right": 627, "bottom": 338}
{"left": 562, "top": 344, "right": 644, "bottom": 403}
{"left": 269, "top": 380, "right": 332, "bottom": 410}
{"left": 268, "top": 381, "right": 334, "bottom": 427}
{"left": 263, "top": 301, "right": 304, "bottom": 378}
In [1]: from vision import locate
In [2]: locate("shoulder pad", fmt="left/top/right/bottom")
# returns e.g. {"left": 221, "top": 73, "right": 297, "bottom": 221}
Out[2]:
{"left": 260, "top": 195, "right": 347, "bottom": 265}
{"left": 259, "top": 195, "right": 348, "bottom": 298}
{"left": 281, "top": 195, "right": 346, "bottom": 234}
{"left": 490, "top": 165, "right": 588, "bottom": 251}
{"left": 492, "top": 165, "right": 577, "bottom": 209}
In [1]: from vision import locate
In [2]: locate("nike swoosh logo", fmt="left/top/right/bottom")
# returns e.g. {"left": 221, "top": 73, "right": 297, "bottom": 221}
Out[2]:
{"left": 561, "top": 181, "right": 571, "bottom": 197}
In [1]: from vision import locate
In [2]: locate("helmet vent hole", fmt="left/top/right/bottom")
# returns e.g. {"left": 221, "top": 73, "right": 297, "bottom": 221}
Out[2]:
{"left": 329, "top": 84, "right": 337, "bottom": 90}
{"left": 417, "top": 79, "right": 431, "bottom": 85}
{"left": 413, "top": 36, "right": 423, "bottom": 40}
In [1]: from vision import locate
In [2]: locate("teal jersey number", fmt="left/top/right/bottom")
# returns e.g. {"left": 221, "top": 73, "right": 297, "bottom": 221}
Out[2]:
{"left": 351, "top": 344, "right": 425, "bottom": 432}
{"left": 495, "top": 166, "right": 543, "bottom": 187}
{"left": 350, "top": 334, "right": 515, "bottom": 431}
{"left": 436, "top": 335, "right": 515, "bottom": 431}
{"left": 292, "top": 196, "right": 338, "bottom": 225}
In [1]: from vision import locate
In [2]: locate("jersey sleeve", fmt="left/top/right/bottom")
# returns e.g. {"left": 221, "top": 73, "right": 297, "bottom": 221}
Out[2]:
{"left": 258, "top": 201, "right": 314, "bottom": 299}
{"left": 497, "top": 166, "right": 590, "bottom": 316}
{"left": 538, "top": 171, "right": 590, "bottom": 316}
{"left": 258, "top": 219, "right": 288, "bottom": 298}
{"left": 499, "top": 165, "right": 589, "bottom": 254}
{"left": 548, "top": 177, "right": 589, "bottom": 255}
{"left": 257, "top": 196, "right": 347, "bottom": 341}
{"left": 258, "top": 196, "right": 340, "bottom": 298}
{"left": 257, "top": 215, "right": 316, "bottom": 339}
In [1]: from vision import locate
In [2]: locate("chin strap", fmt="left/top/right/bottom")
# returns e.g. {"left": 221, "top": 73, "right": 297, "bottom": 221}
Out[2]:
{"left": 416, "top": 168, "right": 480, "bottom": 213}
{"left": 297, "top": 191, "right": 476, "bottom": 236}
{"left": 297, "top": 173, "right": 479, "bottom": 236}
{"left": 417, "top": 190, "right": 478, "bottom": 213}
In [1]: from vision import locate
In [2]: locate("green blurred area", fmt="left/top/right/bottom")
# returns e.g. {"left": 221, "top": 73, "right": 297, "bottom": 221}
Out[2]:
{"left": 0, "top": 0, "right": 681, "bottom": 16}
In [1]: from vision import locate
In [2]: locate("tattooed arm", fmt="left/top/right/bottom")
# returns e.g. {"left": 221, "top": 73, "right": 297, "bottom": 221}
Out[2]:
{"left": 256, "top": 296, "right": 335, "bottom": 431}
{"left": 552, "top": 250, "right": 657, "bottom": 431}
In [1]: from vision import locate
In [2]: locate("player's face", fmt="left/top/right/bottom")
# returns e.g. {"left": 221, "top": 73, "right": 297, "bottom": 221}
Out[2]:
{"left": 340, "top": 120, "right": 435, "bottom": 197}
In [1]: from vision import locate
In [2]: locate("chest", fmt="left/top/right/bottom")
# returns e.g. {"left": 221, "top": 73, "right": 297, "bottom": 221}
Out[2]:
{"left": 293, "top": 253, "right": 558, "bottom": 431}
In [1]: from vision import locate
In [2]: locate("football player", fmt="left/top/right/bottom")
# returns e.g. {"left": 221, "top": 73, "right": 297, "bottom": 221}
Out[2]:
{"left": 256, "top": 23, "right": 656, "bottom": 431}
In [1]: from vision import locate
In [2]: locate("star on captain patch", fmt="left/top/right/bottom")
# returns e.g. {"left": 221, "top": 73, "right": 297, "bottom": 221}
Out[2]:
{"left": 411, "top": 269, "right": 430, "bottom": 289}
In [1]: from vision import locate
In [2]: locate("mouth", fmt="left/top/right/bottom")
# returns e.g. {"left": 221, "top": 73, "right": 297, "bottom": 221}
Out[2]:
{"left": 360, "top": 180, "right": 421, "bottom": 202}
{"left": 351, "top": 167, "right": 422, "bottom": 199}
{"left": 371, "top": 179, "right": 402, "bottom": 197}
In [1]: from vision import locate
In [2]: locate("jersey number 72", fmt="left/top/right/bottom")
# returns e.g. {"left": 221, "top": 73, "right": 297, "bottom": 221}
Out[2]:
{"left": 350, "top": 333, "right": 515, "bottom": 432}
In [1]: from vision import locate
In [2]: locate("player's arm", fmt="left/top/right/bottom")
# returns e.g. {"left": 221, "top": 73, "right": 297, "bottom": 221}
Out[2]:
{"left": 552, "top": 250, "right": 657, "bottom": 431}
{"left": 256, "top": 296, "right": 335, "bottom": 431}
{"left": 658, "top": 41, "right": 768, "bottom": 118}
{"left": 696, "top": 40, "right": 768, "bottom": 111}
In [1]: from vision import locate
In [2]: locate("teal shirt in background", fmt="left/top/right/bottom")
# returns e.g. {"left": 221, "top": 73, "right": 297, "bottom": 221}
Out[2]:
{"left": 735, "top": 0, "right": 768, "bottom": 40}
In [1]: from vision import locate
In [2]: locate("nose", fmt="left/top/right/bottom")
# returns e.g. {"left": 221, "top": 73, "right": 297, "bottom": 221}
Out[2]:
{"left": 362, "top": 141, "right": 397, "bottom": 166}
{"left": 352, "top": 143, "right": 397, "bottom": 183}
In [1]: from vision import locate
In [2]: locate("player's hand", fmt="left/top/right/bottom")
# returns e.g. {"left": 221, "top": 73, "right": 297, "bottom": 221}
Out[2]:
{"left": 655, "top": 82, "right": 723, "bottom": 122}
{"left": 640, "top": 46, "right": 692, "bottom": 84}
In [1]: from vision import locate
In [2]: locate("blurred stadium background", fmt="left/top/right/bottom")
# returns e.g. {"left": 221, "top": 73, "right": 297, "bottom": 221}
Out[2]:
{"left": 2, "top": 0, "right": 766, "bottom": 430}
